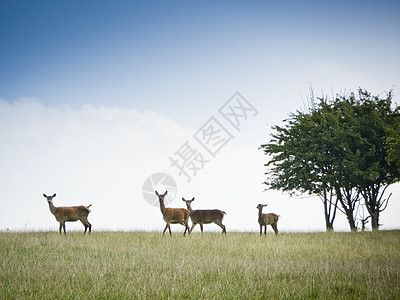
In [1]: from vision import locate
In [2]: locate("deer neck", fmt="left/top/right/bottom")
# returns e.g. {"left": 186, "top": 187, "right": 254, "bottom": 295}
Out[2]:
{"left": 48, "top": 201, "right": 57, "bottom": 215}
{"left": 258, "top": 208, "right": 263, "bottom": 219}
{"left": 186, "top": 204, "right": 193, "bottom": 213}
{"left": 159, "top": 200, "right": 166, "bottom": 215}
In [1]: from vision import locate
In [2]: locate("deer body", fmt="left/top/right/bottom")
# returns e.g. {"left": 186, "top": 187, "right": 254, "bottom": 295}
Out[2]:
{"left": 182, "top": 198, "right": 226, "bottom": 234}
{"left": 44, "top": 194, "right": 92, "bottom": 235}
{"left": 156, "top": 190, "right": 190, "bottom": 236}
{"left": 257, "top": 204, "right": 279, "bottom": 236}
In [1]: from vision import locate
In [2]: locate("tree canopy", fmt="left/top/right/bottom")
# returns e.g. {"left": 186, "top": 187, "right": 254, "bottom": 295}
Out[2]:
{"left": 260, "top": 89, "right": 400, "bottom": 231}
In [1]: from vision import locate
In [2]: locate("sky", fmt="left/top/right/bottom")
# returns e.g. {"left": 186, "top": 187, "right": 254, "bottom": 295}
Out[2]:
{"left": 1, "top": 0, "right": 400, "bottom": 233}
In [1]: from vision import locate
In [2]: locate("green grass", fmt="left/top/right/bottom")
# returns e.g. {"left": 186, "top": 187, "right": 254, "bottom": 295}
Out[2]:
{"left": 1, "top": 231, "right": 399, "bottom": 299}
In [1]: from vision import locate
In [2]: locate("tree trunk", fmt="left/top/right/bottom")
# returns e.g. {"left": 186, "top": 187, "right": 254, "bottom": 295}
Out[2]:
{"left": 335, "top": 187, "right": 359, "bottom": 232}
{"left": 371, "top": 212, "right": 379, "bottom": 231}
{"left": 326, "top": 223, "right": 334, "bottom": 232}
{"left": 322, "top": 188, "right": 337, "bottom": 232}
{"left": 346, "top": 211, "right": 357, "bottom": 231}
{"left": 362, "top": 186, "right": 381, "bottom": 231}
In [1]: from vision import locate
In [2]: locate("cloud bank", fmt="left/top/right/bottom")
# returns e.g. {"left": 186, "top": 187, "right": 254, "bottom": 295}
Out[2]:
{"left": 0, "top": 98, "right": 398, "bottom": 232}
{"left": 0, "top": 98, "right": 193, "bottom": 231}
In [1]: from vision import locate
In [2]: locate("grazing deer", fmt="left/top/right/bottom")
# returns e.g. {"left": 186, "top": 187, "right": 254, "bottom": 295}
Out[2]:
{"left": 43, "top": 193, "right": 92, "bottom": 235}
{"left": 257, "top": 204, "right": 279, "bottom": 236}
{"left": 155, "top": 190, "right": 190, "bottom": 236}
{"left": 182, "top": 197, "right": 227, "bottom": 234}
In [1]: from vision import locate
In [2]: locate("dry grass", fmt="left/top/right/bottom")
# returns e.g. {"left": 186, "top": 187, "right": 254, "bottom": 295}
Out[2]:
{"left": 1, "top": 231, "right": 399, "bottom": 299}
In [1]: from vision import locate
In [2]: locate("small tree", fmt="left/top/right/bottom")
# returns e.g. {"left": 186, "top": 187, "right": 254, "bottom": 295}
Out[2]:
{"left": 386, "top": 108, "right": 400, "bottom": 172}
{"left": 347, "top": 90, "right": 400, "bottom": 230}
{"left": 261, "top": 89, "right": 399, "bottom": 231}
{"left": 261, "top": 104, "right": 342, "bottom": 231}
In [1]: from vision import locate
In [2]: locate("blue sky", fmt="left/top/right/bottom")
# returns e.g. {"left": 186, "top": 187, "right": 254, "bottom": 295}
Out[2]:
{"left": 2, "top": 1, "right": 399, "bottom": 115}
{"left": 1, "top": 1, "right": 399, "bottom": 232}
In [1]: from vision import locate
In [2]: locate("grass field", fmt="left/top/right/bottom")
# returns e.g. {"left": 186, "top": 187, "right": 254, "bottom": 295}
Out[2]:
{"left": 1, "top": 230, "right": 399, "bottom": 299}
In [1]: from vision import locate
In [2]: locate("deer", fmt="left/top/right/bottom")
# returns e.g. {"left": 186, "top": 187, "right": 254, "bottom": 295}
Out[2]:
{"left": 43, "top": 193, "right": 92, "bottom": 236}
{"left": 155, "top": 190, "right": 190, "bottom": 236}
{"left": 257, "top": 204, "right": 279, "bottom": 236}
{"left": 182, "top": 197, "right": 226, "bottom": 234}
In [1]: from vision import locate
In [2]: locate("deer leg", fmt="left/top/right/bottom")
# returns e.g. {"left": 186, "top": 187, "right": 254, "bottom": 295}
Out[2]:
{"left": 199, "top": 223, "right": 204, "bottom": 234}
{"left": 84, "top": 223, "right": 92, "bottom": 235}
{"left": 259, "top": 225, "right": 263, "bottom": 236}
{"left": 62, "top": 222, "right": 67, "bottom": 236}
{"left": 183, "top": 222, "right": 188, "bottom": 236}
{"left": 272, "top": 223, "right": 278, "bottom": 235}
{"left": 163, "top": 223, "right": 169, "bottom": 235}
{"left": 59, "top": 223, "right": 63, "bottom": 236}
{"left": 189, "top": 223, "right": 197, "bottom": 234}
{"left": 186, "top": 222, "right": 190, "bottom": 236}
{"left": 59, "top": 222, "right": 66, "bottom": 236}
{"left": 222, "top": 224, "right": 226, "bottom": 234}
{"left": 215, "top": 221, "right": 226, "bottom": 234}
{"left": 168, "top": 224, "right": 172, "bottom": 235}
{"left": 264, "top": 225, "right": 267, "bottom": 235}
{"left": 87, "top": 221, "right": 92, "bottom": 234}
{"left": 81, "top": 220, "right": 88, "bottom": 234}
{"left": 81, "top": 219, "right": 92, "bottom": 235}
{"left": 181, "top": 220, "right": 190, "bottom": 236}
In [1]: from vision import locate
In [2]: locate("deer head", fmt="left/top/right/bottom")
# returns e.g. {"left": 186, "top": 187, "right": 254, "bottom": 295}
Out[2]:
{"left": 155, "top": 190, "right": 167, "bottom": 205}
{"left": 43, "top": 193, "right": 57, "bottom": 204}
{"left": 182, "top": 197, "right": 195, "bottom": 211}
{"left": 257, "top": 204, "right": 267, "bottom": 210}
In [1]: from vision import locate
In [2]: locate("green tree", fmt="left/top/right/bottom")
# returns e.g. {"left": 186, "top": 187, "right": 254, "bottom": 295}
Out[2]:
{"left": 326, "top": 98, "right": 362, "bottom": 231}
{"left": 347, "top": 90, "right": 400, "bottom": 230}
{"left": 387, "top": 109, "right": 400, "bottom": 172}
{"left": 261, "top": 104, "right": 342, "bottom": 231}
{"left": 261, "top": 89, "right": 399, "bottom": 231}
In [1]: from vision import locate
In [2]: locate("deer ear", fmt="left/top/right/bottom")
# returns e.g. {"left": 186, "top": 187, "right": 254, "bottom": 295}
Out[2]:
{"left": 53, "top": 193, "right": 56, "bottom": 197}
{"left": 155, "top": 190, "right": 159, "bottom": 196}
{"left": 192, "top": 197, "right": 195, "bottom": 201}
{"left": 43, "top": 194, "right": 47, "bottom": 197}
{"left": 164, "top": 191, "right": 168, "bottom": 196}
{"left": 182, "top": 197, "right": 185, "bottom": 201}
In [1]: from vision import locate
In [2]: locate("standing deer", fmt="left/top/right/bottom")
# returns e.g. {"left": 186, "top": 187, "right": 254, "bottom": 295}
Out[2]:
{"left": 257, "top": 204, "right": 279, "bottom": 236}
{"left": 155, "top": 190, "right": 190, "bottom": 236}
{"left": 43, "top": 193, "right": 92, "bottom": 235}
{"left": 182, "top": 197, "right": 226, "bottom": 234}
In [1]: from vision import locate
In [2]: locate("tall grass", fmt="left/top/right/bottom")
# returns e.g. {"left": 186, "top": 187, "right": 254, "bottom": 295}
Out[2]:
{"left": 1, "top": 231, "right": 399, "bottom": 299}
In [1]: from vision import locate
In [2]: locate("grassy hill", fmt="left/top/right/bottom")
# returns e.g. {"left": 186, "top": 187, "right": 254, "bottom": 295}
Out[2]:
{"left": 1, "top": 230, "right": 399, "bottom": 299}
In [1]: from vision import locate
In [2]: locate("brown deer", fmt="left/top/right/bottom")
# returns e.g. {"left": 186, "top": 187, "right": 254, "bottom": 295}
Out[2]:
{"left": 182, "top": 197, "right": 226, "bottom": 234}
{"left": 155, "top": 190, "right": 190, "bottom": 236}
{"left": 43, "top": 193, "right": 92, "bottom": 235}
{"left": 257, "top": 204, "right": 279, "bottom": 236}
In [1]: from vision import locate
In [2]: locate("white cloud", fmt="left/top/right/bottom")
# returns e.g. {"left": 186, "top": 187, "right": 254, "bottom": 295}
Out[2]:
{"left": 0, "top": 98, "right": 192, "bottom": 232}
{"left": 0, "top": 98, "right": 399, "bottom": 233}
